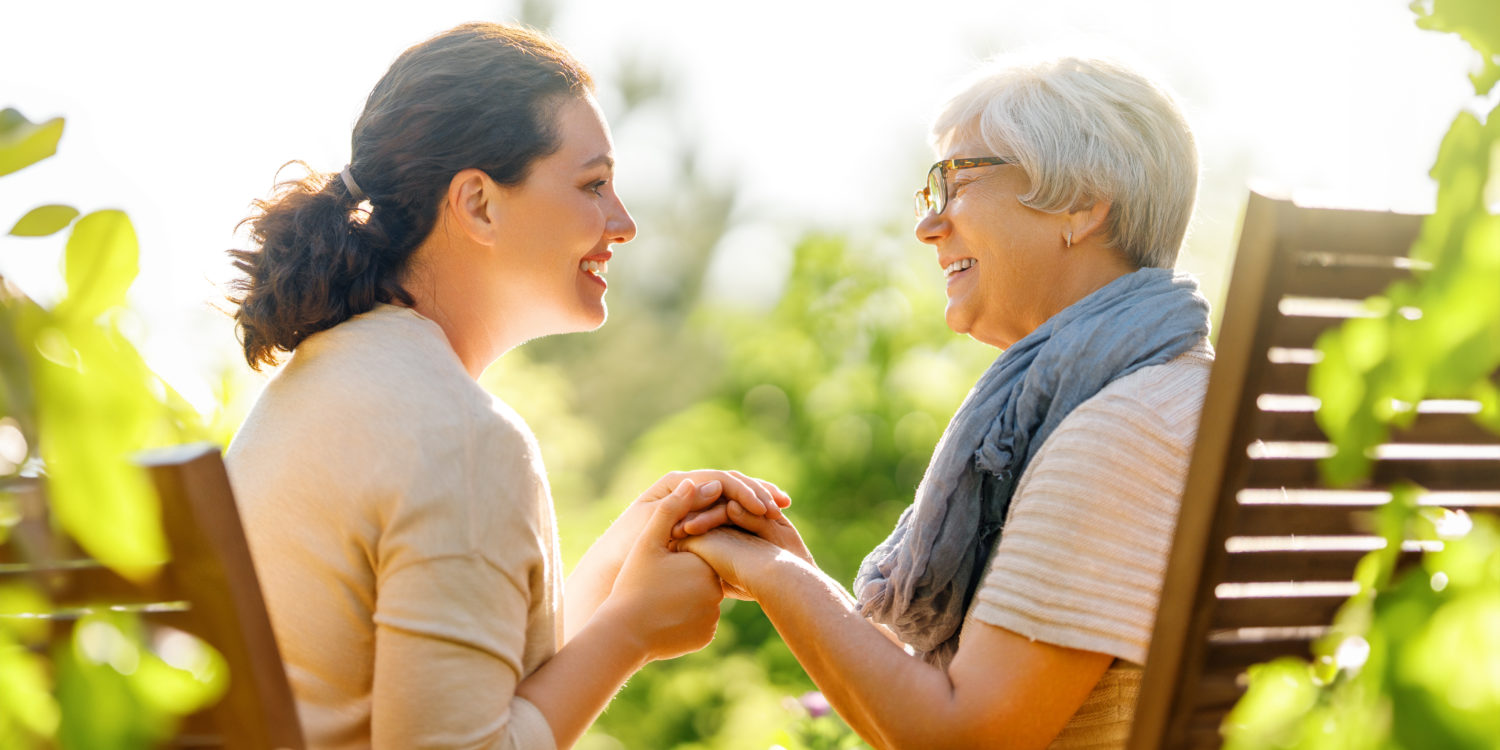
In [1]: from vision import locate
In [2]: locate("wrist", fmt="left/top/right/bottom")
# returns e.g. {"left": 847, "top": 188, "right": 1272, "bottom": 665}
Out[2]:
{"left": 588, "top": 599, "right": 653, "bottom": 669}
{"left": 740, "top": 543, "right": 803, "bottom": 601}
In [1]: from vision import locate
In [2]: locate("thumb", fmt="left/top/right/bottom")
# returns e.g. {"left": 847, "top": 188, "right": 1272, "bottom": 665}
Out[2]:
{"left": 637, "top": 478, "right": 697, "bottom": 550}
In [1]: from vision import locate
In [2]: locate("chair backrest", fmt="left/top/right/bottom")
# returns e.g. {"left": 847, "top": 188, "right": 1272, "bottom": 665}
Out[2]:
{"left": 1127, "top": 192, "right": 1500, "bottom": 750}
{"left": 0, "top": 443, "right": 304, "bottom": 750}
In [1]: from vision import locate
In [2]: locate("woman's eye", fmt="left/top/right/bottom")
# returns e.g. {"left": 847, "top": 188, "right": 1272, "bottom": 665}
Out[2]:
{"left": 587, "top": 179, "right": 608, "bottom": 195}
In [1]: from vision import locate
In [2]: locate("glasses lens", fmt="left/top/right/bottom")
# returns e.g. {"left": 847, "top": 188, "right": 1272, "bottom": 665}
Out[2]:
{"left": 927, "top": 164, "right": 946, "bottom": 215}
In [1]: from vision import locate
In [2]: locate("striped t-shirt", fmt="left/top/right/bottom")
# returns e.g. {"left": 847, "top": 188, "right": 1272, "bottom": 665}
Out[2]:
{"left": 962, "top": 339, "right": 1214, "bottom": 749}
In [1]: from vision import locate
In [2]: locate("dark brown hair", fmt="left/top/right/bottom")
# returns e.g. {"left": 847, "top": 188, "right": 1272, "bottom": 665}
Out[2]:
{"left": 228, "top": 22, "right": 594, "bottom": 370}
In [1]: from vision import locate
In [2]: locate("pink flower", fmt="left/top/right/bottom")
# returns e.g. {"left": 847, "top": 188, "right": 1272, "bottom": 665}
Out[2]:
{"left": 799, "top": 690, "right": 831, "bottom": 718}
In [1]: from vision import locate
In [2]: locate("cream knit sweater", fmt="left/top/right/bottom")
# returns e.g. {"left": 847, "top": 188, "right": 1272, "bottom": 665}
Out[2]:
{"left": 227, "top": 305, "right": 560, "bottom": 750}
{"left": 961, "top": 340, "right": 1214, "bottom": 749}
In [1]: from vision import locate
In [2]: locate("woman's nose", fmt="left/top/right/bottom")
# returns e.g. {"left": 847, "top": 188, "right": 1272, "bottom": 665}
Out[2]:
{"left": 609, "top": 196, "right": 637, "bottom": 244}
{"left": 915, "top": 209, "right": 948, "bottom": 245}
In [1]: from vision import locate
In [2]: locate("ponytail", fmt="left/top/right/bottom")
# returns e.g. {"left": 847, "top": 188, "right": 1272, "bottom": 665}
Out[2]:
{"left": 228, "top": 163, "right": 414, "bottom": 370}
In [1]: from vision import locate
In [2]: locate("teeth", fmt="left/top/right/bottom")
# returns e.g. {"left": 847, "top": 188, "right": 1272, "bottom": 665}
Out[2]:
{"left": 944, "top": 258, "right": 976, "bottom": 276}
{"left": 581, "top": 259, "right": 608, "bottom": 275}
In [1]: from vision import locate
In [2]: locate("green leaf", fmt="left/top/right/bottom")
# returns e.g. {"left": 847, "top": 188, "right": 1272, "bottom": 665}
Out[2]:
{"left": 1413, "top": 0, "right": 1500, "bottom": 94}
{"left": 0, "top": 582, "right": 52, "bottom": 646}
{"left": 8, "top": 204, "right": 79, "bottom": 237}
{"left": 31, "top": 320, "right": 166, "bottom": 579}
{"left": 0, "top": 109, "right": 64, "bottom": 178}
{"left": 0, "top": 628, "right": 59, "bottom": 742}
{"left": 57, "top": 210, "right": 138, "bottom": 322}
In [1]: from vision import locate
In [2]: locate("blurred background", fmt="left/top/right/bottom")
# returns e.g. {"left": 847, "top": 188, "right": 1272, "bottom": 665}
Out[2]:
{"left": 0, "top": 1, "right": 1483, "bottom": 747}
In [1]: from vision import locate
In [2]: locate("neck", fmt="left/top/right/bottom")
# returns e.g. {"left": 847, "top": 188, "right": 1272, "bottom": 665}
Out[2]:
{"left": 401, "top": 236, "right": 524, "bottom": 380}
{"left": 1052, "top": 244, "right": 1138, "bottom": 315}
{"left": 405, "top": 292, "right": 513, "bottom": 379}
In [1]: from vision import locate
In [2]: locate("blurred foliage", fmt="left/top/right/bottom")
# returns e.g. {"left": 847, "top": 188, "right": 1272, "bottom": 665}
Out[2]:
{"left": 1227, "top": 3, "right": 1500, "bottom": 748}
{"left": 0, "top": 110, "right": 225, "bottom": 748}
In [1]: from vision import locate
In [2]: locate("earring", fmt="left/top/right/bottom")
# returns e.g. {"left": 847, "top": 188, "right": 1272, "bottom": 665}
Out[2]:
{"left": 1065, "top": 230, "right": 1073, "bottom": 248}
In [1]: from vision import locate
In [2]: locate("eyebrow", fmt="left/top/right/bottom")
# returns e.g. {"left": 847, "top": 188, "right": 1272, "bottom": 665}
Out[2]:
{"left": 581, "top": 154, "right": 614, "bottom": 170}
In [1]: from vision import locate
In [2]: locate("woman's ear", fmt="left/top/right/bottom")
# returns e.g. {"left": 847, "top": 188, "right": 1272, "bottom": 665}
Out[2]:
{"left": 1065, "top": 199, "right": 1112, "bottom": 247}
{"left": 444, "top": 168, "right": 502, "bottom": 246}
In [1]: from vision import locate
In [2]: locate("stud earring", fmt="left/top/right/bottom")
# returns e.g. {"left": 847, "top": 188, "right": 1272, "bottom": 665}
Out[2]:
{"left": 1065, "top": 230, "right": 1073, "bottom": 248}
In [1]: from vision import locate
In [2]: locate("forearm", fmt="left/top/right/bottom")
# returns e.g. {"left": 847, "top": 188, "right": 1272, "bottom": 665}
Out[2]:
{"left": 563, "top": 544, "right": 621, "bottom": 642}
{"left": 515, "top": 609, "right": 645, "bottom": 750}
{"left": 749, "top": 555, "right": 963, "bottom": 750}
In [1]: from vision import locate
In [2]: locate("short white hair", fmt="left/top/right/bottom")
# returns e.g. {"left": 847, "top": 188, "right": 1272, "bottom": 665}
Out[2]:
{"left": 931, "top": 54, "right": 1198, "bottom": 269}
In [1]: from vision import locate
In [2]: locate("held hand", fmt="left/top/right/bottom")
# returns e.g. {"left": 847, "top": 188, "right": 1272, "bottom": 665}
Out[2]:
{"left": 591, "top": 470, "right": 791, "bottom": 577}
{"left": 674, "top": 500, "right": 815, "bottom": 568}
{"left": 677, "top": 505, "right": 815, "bottom": 600}
{"left": 597, "top": 479, "right": 725, "bottom": 664}
{"left": 678, "top": 526, "right": 791, "bottom": 601}
{"left": 635, "top": 469, "right": 790, "bottom": 520}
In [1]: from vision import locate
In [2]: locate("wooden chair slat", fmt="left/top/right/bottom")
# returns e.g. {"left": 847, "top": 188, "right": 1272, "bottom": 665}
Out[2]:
{"left": 1191, "top": 674, "right": 1247, "bottom": 712}
{"left": 0, "top": 559, "right": 176, "bottom": 608}
{"left": 1219, "top": 548, "right": 1375, "bottom": 583}
{"left": 1270, "top": 314, "right": 1355, "bottom": 349}
{"left": 1209, "top": 594, "right": 1349, "bottom": 630}
{"left": 1202, "top": 636, "right": 1317, "bottom": 673}
{"left": 1280, "top": 263, "right": 1415, "bottom": 299}
{"left": 1250, "top": 409, "right": 1497, "bottom": 444}
{"left": 1244, "top": 456, "right": 1500, "bottom": 490}
{"left": 1259, "top": 361, "right": 1312, "bottom": 396}
{"left": 1277, "top": 205, "right": 1425, "bottom": 258}
{"left": 1231, "top": 503, "right": 1377, "bottom": 537}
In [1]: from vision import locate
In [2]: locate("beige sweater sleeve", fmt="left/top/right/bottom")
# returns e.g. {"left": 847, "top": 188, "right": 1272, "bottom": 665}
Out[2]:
{"left": 372, "top": 557, "right": 554, "bottom": 750}
{"left": 367, "top": 413, "right": 560, "bottom": 750}
{"left": 968, "top": 349, "right": 1210, "bottom": 665}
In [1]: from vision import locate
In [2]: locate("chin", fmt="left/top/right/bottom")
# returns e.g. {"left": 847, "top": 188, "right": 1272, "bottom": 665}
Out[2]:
{"left": 570, "top": 304, "right": 608, "bottom": 333}
{"left": 944, "top": 303, "right": 971, "bottom": 337}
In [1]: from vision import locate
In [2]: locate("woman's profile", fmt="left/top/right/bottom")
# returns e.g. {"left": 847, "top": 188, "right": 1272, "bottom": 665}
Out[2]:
{"left": 225, "top": 22, "right": 786, "bottom": 749}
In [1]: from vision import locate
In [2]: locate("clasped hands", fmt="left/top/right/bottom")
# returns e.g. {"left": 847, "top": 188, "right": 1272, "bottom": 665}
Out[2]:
{"left": 584, "top": 469, "right": 812, "bottom": 664}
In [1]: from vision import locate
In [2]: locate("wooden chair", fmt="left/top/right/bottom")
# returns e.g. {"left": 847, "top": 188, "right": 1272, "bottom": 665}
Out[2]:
{"left": 0, "top": 443, "right": 304, "bottom": 749}
{"left": 1127, "top": 192, "right": 1500, "bottom": 749}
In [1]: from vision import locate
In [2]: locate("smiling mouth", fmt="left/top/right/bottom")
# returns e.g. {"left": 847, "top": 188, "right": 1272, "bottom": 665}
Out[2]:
{"left": 580, "top": 259, "right": 609, "bottom": 287}
{"left": 944, "top": 258, "right": 976, "bottom": 279}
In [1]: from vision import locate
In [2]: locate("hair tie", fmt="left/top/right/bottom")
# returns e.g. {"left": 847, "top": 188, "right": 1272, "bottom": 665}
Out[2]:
{"left": 340, "top": 164, "right": 367, "bottom": 202}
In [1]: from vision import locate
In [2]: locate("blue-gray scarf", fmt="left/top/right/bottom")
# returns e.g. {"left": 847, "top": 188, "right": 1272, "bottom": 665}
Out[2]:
{"left": 853, "top": 267, "right": 1210, "bottom": 666}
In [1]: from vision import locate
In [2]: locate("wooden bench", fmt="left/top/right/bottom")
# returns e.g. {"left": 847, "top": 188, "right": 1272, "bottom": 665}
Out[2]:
{"left": 1127, "top": 192, "right": 1500, "bottom": 749}
{"left": 0, "top": 443, "right": 304, "bottom": 749}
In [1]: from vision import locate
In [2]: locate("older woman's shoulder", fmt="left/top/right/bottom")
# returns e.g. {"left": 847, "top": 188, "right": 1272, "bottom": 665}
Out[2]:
{"left": 1061, "top": 338, "right": 1215, "bottom": 444}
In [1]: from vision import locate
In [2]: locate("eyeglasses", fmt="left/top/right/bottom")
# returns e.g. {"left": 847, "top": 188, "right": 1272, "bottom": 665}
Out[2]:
{"left": 913, "top": 156, "right": 1016, "bottom": 218}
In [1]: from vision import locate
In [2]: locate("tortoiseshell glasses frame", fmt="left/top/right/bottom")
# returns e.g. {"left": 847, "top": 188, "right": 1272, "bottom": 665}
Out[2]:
{"left": 913, "top": 156, "right": 1016, "bottom": 218}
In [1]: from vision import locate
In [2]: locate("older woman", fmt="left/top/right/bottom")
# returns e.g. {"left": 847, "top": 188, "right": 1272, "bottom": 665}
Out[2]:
{"left": 676, "top": 55, "right": 1212, "bottom": 749}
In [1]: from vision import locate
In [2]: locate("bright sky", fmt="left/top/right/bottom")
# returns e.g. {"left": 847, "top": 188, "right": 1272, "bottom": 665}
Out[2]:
{"left": 0, "top": 0, "right": 1480, "bottom": 411}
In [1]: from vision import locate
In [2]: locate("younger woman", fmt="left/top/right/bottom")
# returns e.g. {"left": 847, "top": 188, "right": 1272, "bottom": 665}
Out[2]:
{"left": 226, "top": 22, "right": 785, "bottom": 750}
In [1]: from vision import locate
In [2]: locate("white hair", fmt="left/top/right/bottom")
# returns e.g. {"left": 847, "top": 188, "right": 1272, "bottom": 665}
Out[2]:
{"left": 931, "top": 54, "right": 1198, "bottom": 269}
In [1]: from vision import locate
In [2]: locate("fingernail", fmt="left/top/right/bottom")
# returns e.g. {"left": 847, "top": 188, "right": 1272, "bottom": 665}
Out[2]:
{"left": 699, "top": 480, "right": 722, "bottom": 499}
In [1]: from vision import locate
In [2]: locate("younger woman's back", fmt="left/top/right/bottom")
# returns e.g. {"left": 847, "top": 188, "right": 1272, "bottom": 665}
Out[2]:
{"left": 228, "top": 304, "right": 561, "bottom": 748}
